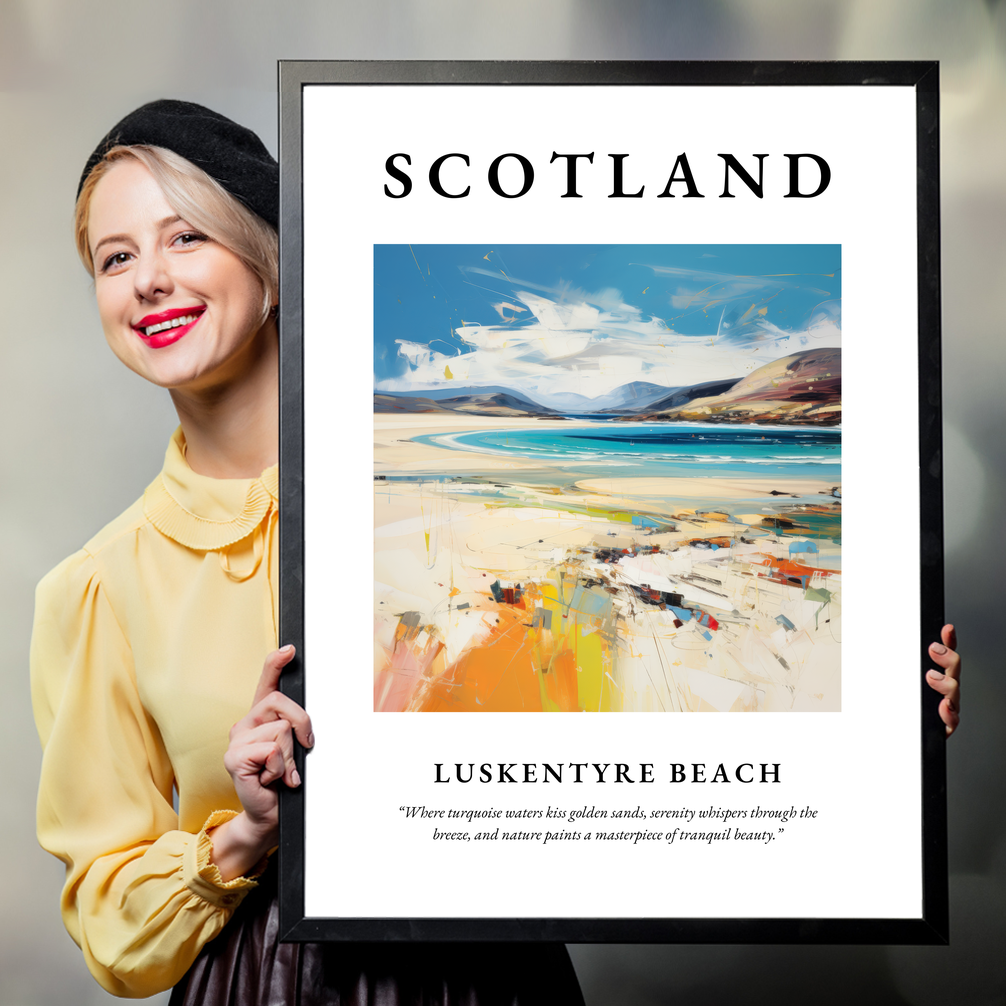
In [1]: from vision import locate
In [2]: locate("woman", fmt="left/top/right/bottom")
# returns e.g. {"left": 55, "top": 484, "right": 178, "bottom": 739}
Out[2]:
{"left": 31, "top": 100, "right": 586, "bottom": 1003}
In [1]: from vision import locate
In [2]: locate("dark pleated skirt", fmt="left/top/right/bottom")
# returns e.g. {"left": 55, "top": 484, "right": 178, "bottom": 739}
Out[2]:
{"left": 169, "top": 869, "right": 584, "bottom": 1006}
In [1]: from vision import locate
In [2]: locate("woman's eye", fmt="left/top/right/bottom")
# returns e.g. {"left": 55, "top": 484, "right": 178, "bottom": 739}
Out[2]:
{"left": 173, "top": 231, "right": 208, "bottom": 248}
{"left": 101, "top": 251, "right": 132, "bottom": 273}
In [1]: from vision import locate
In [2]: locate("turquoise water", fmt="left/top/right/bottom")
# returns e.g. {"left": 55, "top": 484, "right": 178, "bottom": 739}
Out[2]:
{"left": 413, "top": 423, "right": 841, "bottom": 480}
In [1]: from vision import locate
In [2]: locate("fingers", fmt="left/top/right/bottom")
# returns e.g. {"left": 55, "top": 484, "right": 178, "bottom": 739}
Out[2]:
{"left": 929, "top": 629, "right": 961, "bottom": 682}
{"left": 233, "top": 689, "right": 314, "bottom": 750}
{"left": 939, "top": 698, "right": 961, "bottom": 737}
{"left": 224, "top": 645, "right": 313, "bottom": 808}
{"left": 926, "top": 667, "right": 959, "bottom": 706}
{"left": 225, "top": 739, "right": 289, "bottom": 788}
{"left": 941, "top": 623, "right": 958, "bottom": 653}
{"left": 227, "top": 720, "right": 301, "bottom": 788}
{"left": 926, "top": 625, "right": 961, "bottom": 737}
{"left": 926, "top": 666, "right": 960, "bottom": 737}
{"left": 252, "top": 644, "right": 297, "bottom": 706}
{"left": 245, "top": 644, "right": 314, "bottom": 750}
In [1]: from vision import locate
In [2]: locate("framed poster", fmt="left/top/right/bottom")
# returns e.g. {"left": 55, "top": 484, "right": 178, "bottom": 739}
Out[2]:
{"left": 277, "top": 61, "right": 946, "bottom": 943}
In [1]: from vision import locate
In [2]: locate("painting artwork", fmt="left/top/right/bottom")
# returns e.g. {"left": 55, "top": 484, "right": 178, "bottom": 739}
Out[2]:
{"left": 373, "top": 244, "right": 841, "bottom": 714}
{"left": 286, "top": 62, "right": 942, "bottom": 944}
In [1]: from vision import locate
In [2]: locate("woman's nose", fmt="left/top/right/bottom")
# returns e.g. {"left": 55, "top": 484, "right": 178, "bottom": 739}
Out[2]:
{"left": 133, "top": 249, "right": 173, "bottom": 302}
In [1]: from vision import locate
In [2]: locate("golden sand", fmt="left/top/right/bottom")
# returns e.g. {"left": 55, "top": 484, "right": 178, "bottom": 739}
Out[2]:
{"left": 373, "top": 416, "right": 841, "bottom": 714}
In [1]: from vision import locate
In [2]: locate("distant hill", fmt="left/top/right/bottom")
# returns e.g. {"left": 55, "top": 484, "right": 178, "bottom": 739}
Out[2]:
{"left": 546, "top": 381, "right": 674, "bottom": 413}
{"left": 602, "top": 377, "right": 741, "bottom": 415}
{"left": 625, "top": 348, "right": 841, "bottom": 426}
{"left": 375, "top": 388, "right": 561, "bottom": 418}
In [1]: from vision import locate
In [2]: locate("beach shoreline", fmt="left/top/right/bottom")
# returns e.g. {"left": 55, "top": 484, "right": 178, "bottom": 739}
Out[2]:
{"left": 374, "top": 415, "right": 841, "bottom": 714}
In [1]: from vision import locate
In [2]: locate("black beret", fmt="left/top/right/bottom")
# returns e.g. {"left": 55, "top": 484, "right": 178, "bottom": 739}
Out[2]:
{"left": 78, "top": 99, "right": 278, "bottom": 228}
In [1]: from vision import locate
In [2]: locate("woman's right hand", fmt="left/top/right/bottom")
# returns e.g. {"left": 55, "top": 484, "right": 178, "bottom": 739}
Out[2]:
{"left": 926, "top": 624, "right": 961, "bottom": 737}
{"left": 209, "top": 645, "right": 314, "bottom": 881}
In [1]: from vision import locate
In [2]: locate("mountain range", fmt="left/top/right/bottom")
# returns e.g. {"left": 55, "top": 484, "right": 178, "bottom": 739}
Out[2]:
{"left": 374, "top": 348, "right": 841, "bottom": 425}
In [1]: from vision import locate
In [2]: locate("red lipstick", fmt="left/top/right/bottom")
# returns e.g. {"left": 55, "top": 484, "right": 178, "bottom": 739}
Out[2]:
{"left": 132, "top": 306, "right": 205, "bottom": 349}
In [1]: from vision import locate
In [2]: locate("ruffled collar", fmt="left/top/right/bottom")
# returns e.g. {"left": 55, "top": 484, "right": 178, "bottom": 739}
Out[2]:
{"left": 143, "top": 428, "right": 278, "bottom": 551}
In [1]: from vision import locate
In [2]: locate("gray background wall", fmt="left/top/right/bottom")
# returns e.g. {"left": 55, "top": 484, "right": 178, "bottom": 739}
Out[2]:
{"left": 1, "top": 2, "right": 1003, "bottom": 1003}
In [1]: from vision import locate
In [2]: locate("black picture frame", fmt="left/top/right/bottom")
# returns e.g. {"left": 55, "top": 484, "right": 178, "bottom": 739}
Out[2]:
{"left": 277, "top": 60, "right": 945, "bottom": 944}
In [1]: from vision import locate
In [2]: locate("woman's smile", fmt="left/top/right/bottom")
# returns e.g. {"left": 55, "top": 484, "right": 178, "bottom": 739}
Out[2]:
{"left": 133, "top": 305, "right": 207, "bottom": 347}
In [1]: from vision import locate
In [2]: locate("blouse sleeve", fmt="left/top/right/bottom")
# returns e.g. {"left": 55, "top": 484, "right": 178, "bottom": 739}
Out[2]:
{"left": 31, "top": 549, "right": 262, "bottom": 998}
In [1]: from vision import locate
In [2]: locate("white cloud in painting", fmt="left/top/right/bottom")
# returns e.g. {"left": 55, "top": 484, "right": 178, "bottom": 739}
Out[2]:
{"left": 377, "top": 278, "right": 841, "bottom": 406}
{"left": 491, "top": 301, "right": 527, "bottom": 320}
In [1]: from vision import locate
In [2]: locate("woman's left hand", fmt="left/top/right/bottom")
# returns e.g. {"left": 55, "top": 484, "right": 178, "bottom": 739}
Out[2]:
{"left": 926, "top": 624, "right": 961, "bottom": 737}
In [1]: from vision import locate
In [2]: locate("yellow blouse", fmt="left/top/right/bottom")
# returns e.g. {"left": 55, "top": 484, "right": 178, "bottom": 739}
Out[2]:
{"left": 31, "top": 429, "right": 279, "bottom": 998}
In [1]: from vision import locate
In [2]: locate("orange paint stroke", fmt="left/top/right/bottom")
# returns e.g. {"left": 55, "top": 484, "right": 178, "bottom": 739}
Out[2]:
{"left": 411, "top": 608, "right": 543, "bottom": 712}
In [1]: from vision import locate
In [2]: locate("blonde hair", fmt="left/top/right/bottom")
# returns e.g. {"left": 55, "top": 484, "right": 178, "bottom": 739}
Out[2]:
{"left": 75, "top": 145, "right": 278, "bottom": 322}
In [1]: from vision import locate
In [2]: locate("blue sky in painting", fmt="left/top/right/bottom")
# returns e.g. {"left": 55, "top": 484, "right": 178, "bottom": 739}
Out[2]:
{"left": 374, "top": 245, "right": 841, "bottom": 406}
